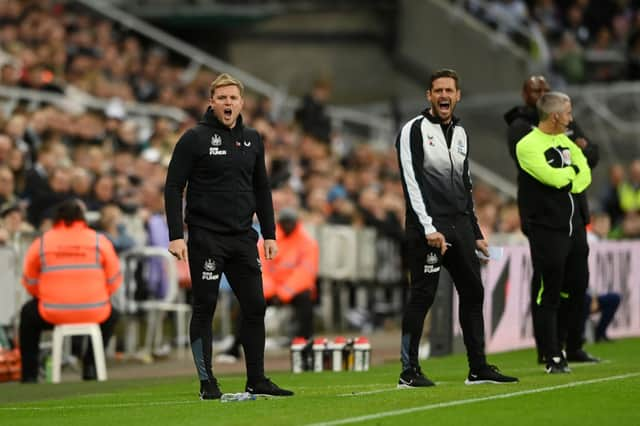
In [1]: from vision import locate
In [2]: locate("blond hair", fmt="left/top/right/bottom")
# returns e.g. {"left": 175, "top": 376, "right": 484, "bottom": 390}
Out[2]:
{"left": 209, "top": 73, "right": 244, "bottom": 98}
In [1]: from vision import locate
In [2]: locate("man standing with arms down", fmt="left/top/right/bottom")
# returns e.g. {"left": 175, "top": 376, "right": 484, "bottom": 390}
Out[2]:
{"left": 165, "top": 73, "right": 293, "bottom": 399}
{"left": 505, "top": 76, "right": 599, "bottom": 364}
{"left": 516, "top": 92, "right": 592, "bottom": 373}
{"left": 395, "top": 69, "right": 518, "bottom": 386}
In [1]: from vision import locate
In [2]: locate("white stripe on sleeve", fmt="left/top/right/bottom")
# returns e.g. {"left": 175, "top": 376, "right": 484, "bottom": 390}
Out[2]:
{"left": 398, "top": 117, "right": 436, "bottom": 235}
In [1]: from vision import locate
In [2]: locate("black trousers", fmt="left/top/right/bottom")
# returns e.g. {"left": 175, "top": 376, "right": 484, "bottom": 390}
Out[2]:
{"left": 19, "top": 299, "right": 119, "bottom": 382}
{"left": 187, "top": 226, "right": 266, "bottom": 383}
{"left": 528, "top": 223, "right": 589, "bottom": 362}
{"left": 401, "top": 214, "right": 487, "bottom": 371}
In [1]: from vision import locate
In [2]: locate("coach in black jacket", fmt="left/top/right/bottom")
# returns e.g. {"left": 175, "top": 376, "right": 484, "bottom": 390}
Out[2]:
{"left": 165, "top": 73, "right": 292, "bottom": 400}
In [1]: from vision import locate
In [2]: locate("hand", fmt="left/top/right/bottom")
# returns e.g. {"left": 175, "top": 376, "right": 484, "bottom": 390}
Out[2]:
{"left": 476, "top": 239, "right": 489, "bottom": 264}
{"left": 264, "top": 239, "right": 278, "bottom": 260}
{"left": 426, "top": 231, "right": 448, "bottom": 255}
{"left": 168, "top": 239, "right": 188, "bottom": 262}
{"left": 575, "top": 137, "right": 588, "bottom": 150}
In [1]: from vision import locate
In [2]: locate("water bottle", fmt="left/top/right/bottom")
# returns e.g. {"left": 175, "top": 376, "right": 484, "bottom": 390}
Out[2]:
{"left": 220, "top": 392, "right": 257, "bottom": 403}
{"left": 290, "top": 337, "right": 307, "bottom": 374}
{"left": 353, "top": 336, "right": 371, "bottom": 372}
{"left": 312, "top": 337, "right": 326, "bottom": 372}
{"left": 331, "top": 337, "right": 346, "bottom": 372}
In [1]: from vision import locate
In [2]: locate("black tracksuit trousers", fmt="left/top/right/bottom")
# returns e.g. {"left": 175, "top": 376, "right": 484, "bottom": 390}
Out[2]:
{"left": 401, "top": 214, "right": 487, "bottom": 371}
{"left": 528, "top": 221, "right": 589, "bottom": 363}
{"left": 187, "top": 226, "right": 266, "bottom": 383}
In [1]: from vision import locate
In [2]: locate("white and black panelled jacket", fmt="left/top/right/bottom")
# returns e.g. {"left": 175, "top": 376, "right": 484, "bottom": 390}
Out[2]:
{"left": 395, "top": 109, "right": 483, "bottom": 239}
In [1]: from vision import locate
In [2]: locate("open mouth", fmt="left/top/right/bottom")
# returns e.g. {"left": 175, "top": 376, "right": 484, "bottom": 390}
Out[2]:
{"left": 438, "top": 100, "right": 450, "bottom": 112}
{"left": 223, "top": 108, "right": 233, "bottom": 119}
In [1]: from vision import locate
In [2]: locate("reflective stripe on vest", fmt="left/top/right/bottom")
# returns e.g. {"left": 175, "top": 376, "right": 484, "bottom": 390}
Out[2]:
{"left": 23, "top": 275, "right": 38, "bottom": 286}
{"left": 43, "top": 300, "right": 109, "bottom": 310}
{"left": 107, "top": 271, "right": 121, "bottom": 284}
{"left": 38, "top": 229, "right": 102, "bottom": 273}
{"left": 42, "top": 264, "right": 102, "bottom": 273}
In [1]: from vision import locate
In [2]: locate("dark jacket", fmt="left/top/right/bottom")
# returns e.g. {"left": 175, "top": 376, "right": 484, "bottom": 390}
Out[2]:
{"left": 504, "top": 105, "right": 599, "bottom": 230}
{"left": 164, "top": 107, "right": 275, "bottom": 241}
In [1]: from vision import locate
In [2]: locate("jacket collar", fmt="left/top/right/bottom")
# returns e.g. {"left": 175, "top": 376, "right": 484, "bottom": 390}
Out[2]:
{"left": 53, "top": 220, "right": 88, "bottom": 230}
{"left": 422, "top": 108, "right": 460, "bottom": 126}
{"left": 199, "top": 106, "right": 244, "bottom": 132}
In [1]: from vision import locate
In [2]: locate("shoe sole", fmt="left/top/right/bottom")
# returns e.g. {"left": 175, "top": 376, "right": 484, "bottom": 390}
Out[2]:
{"left": 397, "top": 382, "right": 435, "bottom": 388}
{"left": 247, "top": 393, "right": 293, "bottom": 397}
{"left": 464, "top": 379, "right": 518, "bottom": 385}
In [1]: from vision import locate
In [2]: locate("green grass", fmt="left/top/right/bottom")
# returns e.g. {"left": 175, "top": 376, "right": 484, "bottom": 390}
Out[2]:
{"left": 2, "top": 339, "right": 639, "bottom": 426}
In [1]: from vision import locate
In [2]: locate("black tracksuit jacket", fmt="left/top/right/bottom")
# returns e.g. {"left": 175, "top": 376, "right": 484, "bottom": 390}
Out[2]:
{"left": 164, "top": 107, "right": 275, "bottom": 241}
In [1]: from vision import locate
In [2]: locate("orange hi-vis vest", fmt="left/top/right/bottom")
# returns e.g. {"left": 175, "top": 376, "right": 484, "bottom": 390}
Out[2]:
{"left": 21, "top": 221, "right": 122, "bottom": 324}
{"left": 259, "top": 222, "right": 319, "bottom": 303}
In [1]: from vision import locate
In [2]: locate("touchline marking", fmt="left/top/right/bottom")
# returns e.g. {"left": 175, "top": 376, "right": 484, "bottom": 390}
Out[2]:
{"left": 307, "top": 372, "right": 640, "bottom": 426}
{"left": 338, "top": 382, "right": 452, "bottom": 397}
{"left": 0, "top": 399, "right": 199, "bottom": 411}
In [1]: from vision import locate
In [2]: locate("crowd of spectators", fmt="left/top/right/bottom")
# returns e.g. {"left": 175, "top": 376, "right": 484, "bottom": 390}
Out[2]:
{"left": 461, "top": 0, "right": 640, "bottom": 84}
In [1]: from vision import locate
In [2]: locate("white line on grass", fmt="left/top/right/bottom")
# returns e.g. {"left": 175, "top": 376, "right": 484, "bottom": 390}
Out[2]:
{"left": 0, "top": 399, "right": 199, "bottom": 411}
{"left": 307, "top": 372, "right": 640, "bottom": 426}
{"left": 338, "top": 382, "right": 452, "bottom": 397}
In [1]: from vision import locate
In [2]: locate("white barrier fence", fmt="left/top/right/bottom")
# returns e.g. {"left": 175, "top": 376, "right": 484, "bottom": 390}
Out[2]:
{"left": 453, "top": 242, "right": 640, "bottom": 353}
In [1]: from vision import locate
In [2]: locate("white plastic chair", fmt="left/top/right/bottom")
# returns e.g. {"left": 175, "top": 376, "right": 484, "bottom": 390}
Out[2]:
{"left": 51, "top": 323, "right": 107, "bottom": 383}
{"left": 121, "top": 247, "right": 191, "bottom": 359}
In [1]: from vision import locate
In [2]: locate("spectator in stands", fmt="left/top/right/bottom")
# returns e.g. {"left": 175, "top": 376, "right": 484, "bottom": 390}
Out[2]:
{"left": 295, "top": 78, "right": 332, "bottom": 144}
{"left": 19, "top": 199, "right": 122, "bottom": 382}
{"left": 96, "top": 203, "right": 136, "bottom": 254}
{"left": 395, "top": 68, "right": 517, "bottom": 387}
{"left": 0, "top": 202, "right": 33, "bottom": 246}
{"left": 27, "top": 166, "right": 72, "bottom": 228}
{"left": 0, "top": 165, "right": 16, "bottom": 206}
{"left": 617, "top": 159, "right": 640, "bottom": 237}
{"left": 22, "top": 143, "right": 56, "bottom": 201}
{"left": 600, "top": 163, "right": 625, "bottom": 228}
{"left": 218, "top": 208, "right": 319, "bottom": 362}
{"left": 505, "top": 75, "right": 600, "bottom": 365}
{"left": 164, "top": 73, "right": 292, "bottom": 399}
{"left": 515, "top": 91, "right": 596, "bottom": 373}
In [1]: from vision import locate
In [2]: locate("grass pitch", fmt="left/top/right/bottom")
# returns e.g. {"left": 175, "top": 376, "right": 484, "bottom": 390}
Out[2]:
{"left": 1, "top": 338, "right": 638, "bottom": 426}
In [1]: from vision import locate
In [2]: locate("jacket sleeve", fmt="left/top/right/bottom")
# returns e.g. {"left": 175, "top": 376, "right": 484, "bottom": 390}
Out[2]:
{"left": 396, "top": 118, "right": 437, "bottom": 235}
{"left": 99, "top": 234, "right": 123, "bottom": 295}
{"left": 164, "top": 129, "right": 196, "bottom": 241}
{"left": 570, "top": 121, "right": 599, "bottom": 169}
{"left": 516, "top": 137, "right": 577, "bottom": 189}
{"left": 507, "top": 118, "right": 534, "bottom": 162}
{"left": 462, "top": 141, "right": 484, "bottom": 240}
{"left": 277, "top": 238, "right": 319, "bottom": 304}
{"left": 253, "top": 135, "right": 276, "bottom": 240}
{"left": 567, "top": 139, "right": 592, "bottom": 194}
{"left": 21, "top": 237, "right": 42, "bottom": 298}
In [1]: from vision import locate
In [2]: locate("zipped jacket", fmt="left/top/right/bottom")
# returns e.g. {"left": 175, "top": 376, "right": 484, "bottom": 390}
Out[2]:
{"left": 395, "top": 109, "right": 482, "bottom": 239}
{"left": 21, "top": 221, "right": 122, "bottom": 324}
{"left": 165, "top": 107, "right": 275, "bottom": 241}
{"left": 516, "top": 127, "right": 592, "bottom": 233}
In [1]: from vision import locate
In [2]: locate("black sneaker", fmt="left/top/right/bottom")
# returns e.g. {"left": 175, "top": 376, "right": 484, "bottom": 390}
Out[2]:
{"left": 566, "top": 349, "right": 600, "bottom": 363}
{"left": 465, "top": 364, "right": 519, "bottom": 384}
{"left": 200, "top": 379, "right": 222, "bottom": 400}
{"left": 246, "top": 377, "right": 294, "bottom": 397}
{"left": 397, "top": 366, "right": 435, "bottom": 388}
{"left": 546, "top": 357, "right": 571, "bottom": 374}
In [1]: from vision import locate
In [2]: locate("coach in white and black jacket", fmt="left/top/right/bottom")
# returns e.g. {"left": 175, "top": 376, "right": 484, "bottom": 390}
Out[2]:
{"left": 395, "top": 69, "right": 518, "bottom": 387}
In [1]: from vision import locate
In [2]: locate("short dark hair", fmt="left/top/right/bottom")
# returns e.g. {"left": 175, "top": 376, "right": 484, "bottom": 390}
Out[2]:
{"left": 430, "top": 68, "right": 459, "bottom": 89}
{"left": 53, "top": 199, "right": 86, "bottom": 226}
